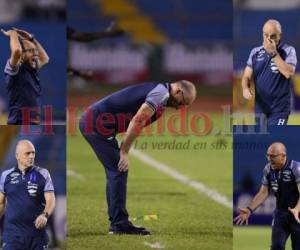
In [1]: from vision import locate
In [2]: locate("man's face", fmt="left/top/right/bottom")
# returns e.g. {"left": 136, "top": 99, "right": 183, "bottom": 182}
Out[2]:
{"left": 22, "top": 40, "right": 39, "bottom": 69}
{"left": 262, "top": 24, "right": 281, "bottom": 46}
{"left": 167, "top": 88, "right": 187, "bottom": 110}
{"left": 16, "top": 143, "right": 35, "bottom": 168}
{"left": 266, "top": 149, "right": 286, "bottom": 170}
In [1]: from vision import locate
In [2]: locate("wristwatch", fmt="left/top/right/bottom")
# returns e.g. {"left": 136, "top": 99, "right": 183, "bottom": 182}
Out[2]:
{"left": 42, "top": 211, "right": 49, "bottom": 219}
{"left": 270, "top": 51, "right": 277, "bottom": 58}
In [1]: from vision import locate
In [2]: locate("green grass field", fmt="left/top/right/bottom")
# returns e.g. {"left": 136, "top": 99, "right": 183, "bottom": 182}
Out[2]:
{"left": 67, "top": 112, "right": 232, "bottom": 249}
{"left": 234, "top": 226, "right": 292, "bottom": 250}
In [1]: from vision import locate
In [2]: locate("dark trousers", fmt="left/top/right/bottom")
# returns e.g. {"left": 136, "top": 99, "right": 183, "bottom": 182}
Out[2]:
{"left": 271, "top": 210, "right": 300, "bottom": 250}
{"left": 3, "top": 235, "right": 48, "bottom": 250}
{"left": 255, "top": 112, "right": 289, "bottom": 126}
{"left": 79, "top": 117, "right": 129, "bottom": 227}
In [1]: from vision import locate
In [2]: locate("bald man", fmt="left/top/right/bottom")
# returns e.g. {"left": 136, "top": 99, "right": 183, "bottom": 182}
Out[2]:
{"left": 241, "top": 20, "right": 297, "bottom": 125}
{"left": 234, "top": 142, "right": 300, "bottom": 250}
{"left": 2, "top": 28, "right": 49, "bottom": 125}
{"left": 0, "top": 140, "right": 55, "bottom": 250}
{"left": 79, "top": 80, "right": 196, "bottom": 235}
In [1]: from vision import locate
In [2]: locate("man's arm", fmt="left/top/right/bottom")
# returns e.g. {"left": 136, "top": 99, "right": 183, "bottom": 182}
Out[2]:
{"left": 34, "top": 192, "right": 55, "bottom": 229}
{"left": 0, "top": 192, "right": 6, "bottom": 218}
{"left": 234, "top": 185, "right": 269, "bottom": 225}
{"left": 272, "top": 54, "right": 295, "bottom": 79}
{"left": 13, "top": 28, "right": 49, "bottom": 68}
{"left": 32, "top": 38, "right": 50, "bottom": 68}
{"left": 264, "top": 39, "right": 295, "bottom": 79}
{"left": 1, "top": 29, "right": 22, "bottom": 66}
{"left": 288, "top": 183, "right": 300, "bottom": 223}
{"left": 118, "top": 103, "right": 155, "bottom": 172}
{"left": 241, "top": 66, "right": 254, "bottom": 100}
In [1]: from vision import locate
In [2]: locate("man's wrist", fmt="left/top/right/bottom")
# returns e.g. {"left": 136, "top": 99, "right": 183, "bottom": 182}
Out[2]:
{"left": 246, "top": 206, "right": 253, "bottom": 214}
{"left": 41, "top": 211, "right": 49, "bottom": 219}
{"left": 269, "top": 51, "right": 277, "bottom": 58}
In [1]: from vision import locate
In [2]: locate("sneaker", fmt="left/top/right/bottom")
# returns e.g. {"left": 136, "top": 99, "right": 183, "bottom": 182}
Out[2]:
{"left": 108, "top": 223, "right": 150, "bottom": 235}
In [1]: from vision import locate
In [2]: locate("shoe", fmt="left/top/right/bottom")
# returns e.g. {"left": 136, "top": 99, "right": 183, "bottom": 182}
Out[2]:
{"left": 108, "top": 223, "right": 150, "bottom": 235}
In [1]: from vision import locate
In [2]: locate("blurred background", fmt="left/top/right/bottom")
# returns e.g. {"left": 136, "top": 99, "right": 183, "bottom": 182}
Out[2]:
{"left": 233, "top": 0, "right": 300, "bottom": 125}
{"left": 233, "top": 126, "right": 298, "bottom": 250}
{"left": 0, "top": 0, "right": 66, "bottom": 124}
{"left": 67, "top": 0, "right": 232, "bottom": 118}
{"left": 0, "top": 125, "right": 66, "bottom": 249}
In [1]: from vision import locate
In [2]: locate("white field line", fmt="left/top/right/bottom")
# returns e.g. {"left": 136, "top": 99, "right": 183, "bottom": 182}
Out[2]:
{"left": 131, "top": 149, "right": 232, "bottom": 209}
{"left": 67, "top": 166, "right": 86, "bottom": 181}
{"left": 144, "top": 241, "right": 165, "bottom": 249}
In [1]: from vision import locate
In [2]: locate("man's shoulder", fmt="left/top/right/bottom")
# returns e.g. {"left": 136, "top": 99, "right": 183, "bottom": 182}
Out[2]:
{"left": 280, "top": 43, "right": 295, "bottom": 50}
{"left": 0, "top": 167, "right": 16, "bottom": 179}
{"left": 280, "top": 43, "right": 296, "bottom": 55}
{"left": 289, "top": 160, "right": 300, "bottom": 170}
{"left": 32, "top": 166, "right": 50, "bottom": 179}
{"left": 249, "top": 45, "right": 264, "bottom": 55}
{"left": 263, "top": 163, "right": 271, "bottom": 173}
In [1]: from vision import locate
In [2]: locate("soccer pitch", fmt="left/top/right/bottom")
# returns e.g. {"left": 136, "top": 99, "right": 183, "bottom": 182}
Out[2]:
{"left": 233, "top": 226, "right": 292, "bottom": 250}
{"left": 67, "top": 112, "right": 232, "bottom": 249}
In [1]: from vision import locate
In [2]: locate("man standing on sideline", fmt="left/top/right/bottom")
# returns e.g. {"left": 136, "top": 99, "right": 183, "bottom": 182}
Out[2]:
{"left": 80, "top": 80, "right": 196, "bottom": 235}
{"left": 234, "top": 142, "right": 300, "bottom": 250}
{"left": 241, "top": 20, "right": 297, "bottom": 125}
{"left": 2, "top": 28, "right": 49, "bottom": 125}
{"left": 0, "top": 140, "right": 55, "bottom": 249}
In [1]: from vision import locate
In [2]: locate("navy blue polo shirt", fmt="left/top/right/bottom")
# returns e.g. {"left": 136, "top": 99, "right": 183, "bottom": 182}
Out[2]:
{"left": 0, "top": 165, "right": 54, "bottom": 239}
{"left": 262, "top": 160, "right": 300, "bottom": 209}
{"left": 4, "top": 60, "right": 41, "bottom": 124}
{"left": 86, "top": 82, "right": 170, "bottom": 136}
{"left": 246, "top": 43, "right": 297, "bottom": 114}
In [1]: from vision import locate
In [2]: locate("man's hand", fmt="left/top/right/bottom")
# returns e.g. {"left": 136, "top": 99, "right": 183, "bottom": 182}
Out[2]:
{"left": 1, "top": 29, "right": 16, "bottom": 37}
{"left": 263, "top": 39, "right": 277, "bottom": 55}
{"left": 233, "top": 208, "right": 251, "bottom": 225}
{"left": 288, "top": 207, "right": 300, "bottom": 223}
{"left": 34, "top": 214, "right": 48, "bottom": 229}
{"left": 242, "top": 88, "right": 253, "bottom": 100}
{"left": 13, "top": 27, "right": 33, "bottom": 40}
{"left": 118, "top": 151, "right": 129, "bottom": 172}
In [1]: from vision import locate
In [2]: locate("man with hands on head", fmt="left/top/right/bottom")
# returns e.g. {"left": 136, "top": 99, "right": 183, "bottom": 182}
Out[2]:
{"left": 1, "top": 28, "right": 49, "bottom": 125}
{"left": 234, "top": 142, "right": 300, "bottom": 250}
{"left": 0, "top": 140, "right": 55, "bottom": 250}
{"left": 241, "top": 20, "right": 297, "bottom": 125}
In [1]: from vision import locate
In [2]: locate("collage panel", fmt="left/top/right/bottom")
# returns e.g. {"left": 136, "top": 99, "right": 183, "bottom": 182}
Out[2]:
{"left": 0, "top": 125, "right": 66, "bottom": 249}
{"left": 233, "top": 1, "right": 300, "bottom": 125}
{"left": 233, "top": 126, "right": 300, "bottom": 250}
{"left": 0, "top": 1, "right": 66, "bottom": 125}
{"left": 67, "top": 0, "right": 232, "bottom": 249}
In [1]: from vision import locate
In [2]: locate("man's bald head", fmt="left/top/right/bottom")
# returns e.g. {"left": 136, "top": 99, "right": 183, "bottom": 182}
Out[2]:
{"left": 266, "top": 142, "right": 287, "bottom": 170}
{"left": 177, "top": 80, "right": 197, "bottom": 105}
{"left": 262, "top": 19, "right": 282, "bottom": 46}
{"left": 15, "top": 140, "right": 35, "bottom": 170}
{"left": 167, "top": 80, "right": 196, "bottom": 109}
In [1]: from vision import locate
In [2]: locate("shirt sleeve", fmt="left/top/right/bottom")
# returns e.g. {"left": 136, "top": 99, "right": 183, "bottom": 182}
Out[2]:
{"left": 261, "top": 165, "right": 270, "bottom": 186}
{"left": 0, "top": 172, "right": 7, "bottom": 194}
{"left": 4, "top": 59, "right": 20, "bottom": 76}
{"left": 246, "top": 48, "right": 256, "bottom": 68}
{"left": 284, "top": 46, "right": 297, "bottom": 67}
{"left": 145, "top": 84, "right": 170, "bottom": 112}
{"left": 42, "top": 169, "right": 55, "bottom": 192}
{"left": 292, "top": 161, "right": 300, "bottom": 183}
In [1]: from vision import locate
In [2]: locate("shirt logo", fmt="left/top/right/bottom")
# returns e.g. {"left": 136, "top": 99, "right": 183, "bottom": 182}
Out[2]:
{"left": 282, "top": 170, "right": 292, "bottom": 182}
{"left": 10, "top": 172, "right": 20, "bottom": 178}
{"left": 27, "top": 181, "right": 38, "bottom": 196}
{"left": 270, "top": 181, "right": 278, "bottom": 193}
{"left": 270, "top": 61, "right": 279, "bottom": 74}
{"left": 257, "top": 50, "right": 266, "bottom": 61}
